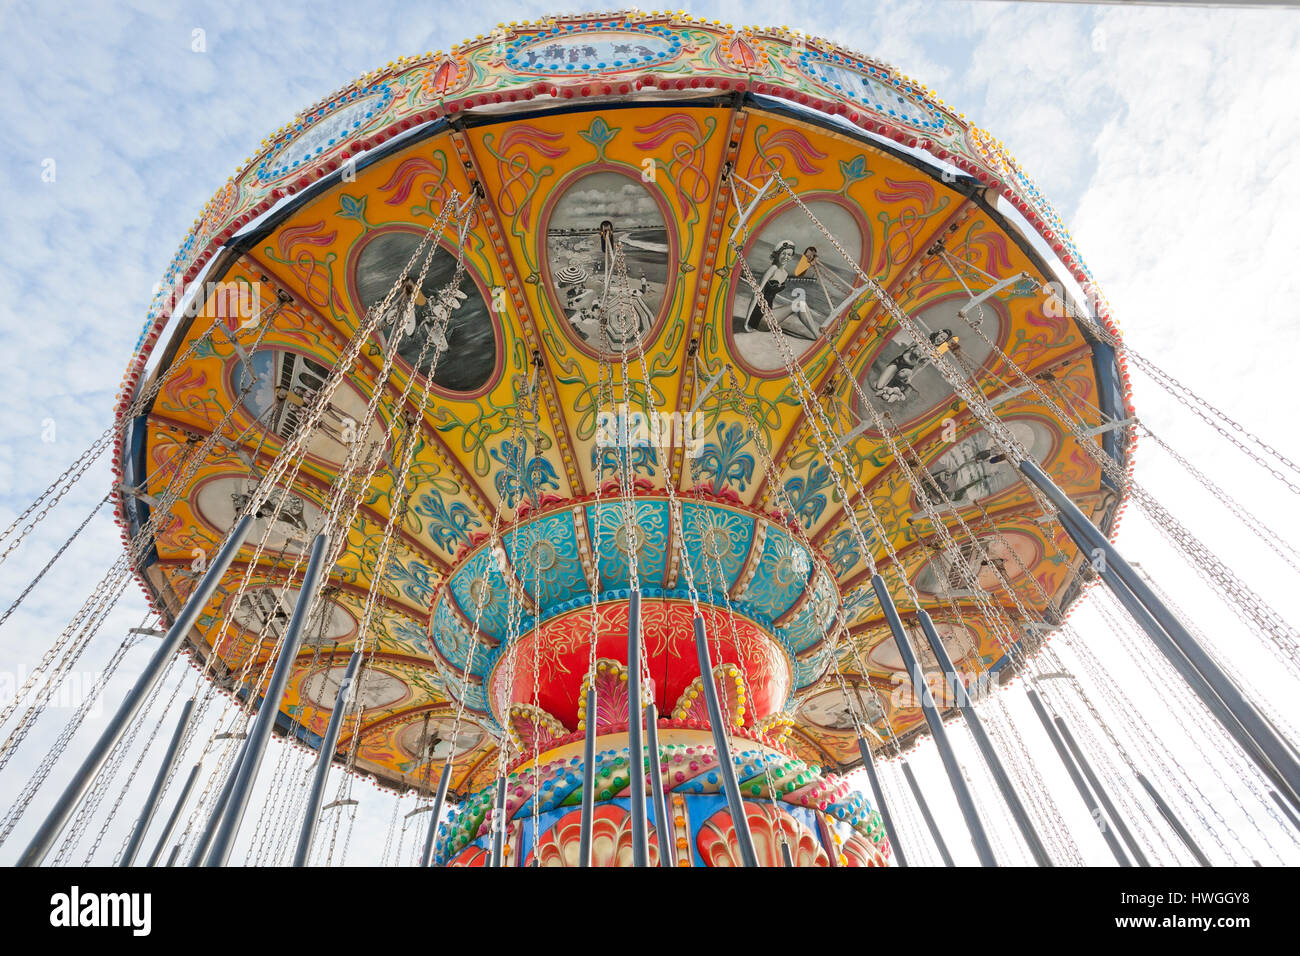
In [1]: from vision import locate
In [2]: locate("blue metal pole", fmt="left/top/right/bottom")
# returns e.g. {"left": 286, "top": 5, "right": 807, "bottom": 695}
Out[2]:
{"left": 916, "top": 610, "right": 1052, "bottom": 866}
{"left": 872, "top": 575, "right": 997, "bottom": 866}
{"left": 1053, "top": 715, "right": 1151, "bottom": 866}
{"left": 490, "top": 775, "right": 508, "bottom": 867}
{"left": 187, "top": 742, "right": 246, "bottom": 866}
{"left": 578, "top": 688, "right": 597, "bottom": 867}
{"left": 625, "top": 590, "right": 649, "bottom": 866}
{"left": 1021, "top": 459, "right": 1300, "bottom": 807}
{"left": 18, "top": 513, "right": 254, "bottom": 867}
{"left": 900, "top": 760, "right": 954, "bottom": 867}
{"left": 692, "top": 614, "right": 759, "bottom": 866}
{"left": 1026, "top": 688, "right": 1130, "bottom": 866}
{"left": 1058, "top": 505, "right": 1300, "bottom": 816}
{"left": 292, "top": 649, "right": 361, "bottom": 867}
{"left": 204, "top": 531, "right": 331, "bottom": 866}
{"left": 855, "top": 736, "right": 908, "bottom": 867}
{"left": 1135, "top": 772, "right": 1211, "bottom": 866}
{"left": 644, "top": 699, "right": 672, "bottom": 867}
{"left": 119, "top": 698, "right": 196, "bottom": 867}
{"left": 1270, "top": 790, "right": 1300, "bottom": 836}
{"left": 419, "top": 759, "right": 454, "bottom": 867}
{"left": 146, "top": 761, "right": 201, "bottom": 867}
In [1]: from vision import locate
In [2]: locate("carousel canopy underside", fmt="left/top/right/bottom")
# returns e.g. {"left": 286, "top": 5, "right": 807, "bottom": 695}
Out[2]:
{"left": 115, "top": 14, "right": 1130, "bottom": 800}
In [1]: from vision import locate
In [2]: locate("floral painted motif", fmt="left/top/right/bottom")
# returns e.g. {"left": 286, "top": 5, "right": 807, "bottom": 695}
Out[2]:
{"left": 579, "top": 659, "right": 631, "bottom": 733}
{"left": 591, "top": 442, "right": 658, "bottom": 480}
{"left": 385, "top": 616, "right": 433, "bottom": 656}
{"left": 491, "top": 438, "right": 560, "bottom": 508}
{"left": 783, "top": 460, "right": 836, "bottom": 528}
{"left": 413, "top": 488, "right": 481, "bottom": 551}
{"left": 578, "top": 116, "right": 621, "bottom": 160}
{"left": 695, "top": 422, "right": 756, "bottom": 492}
{"left": 387, "top": 558, "right": 440, "bottom": 606}
{"left": 825, "top": 528, "right": 862, "bottom": 578}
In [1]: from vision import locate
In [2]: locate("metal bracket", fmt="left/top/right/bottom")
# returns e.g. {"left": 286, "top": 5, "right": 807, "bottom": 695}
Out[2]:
{"left": 727, "top": 173, "right": 774, "bottom": 244}
{"left": 829, "top": 418, "right": 872, "bottom": 455}
{"left": 117, "top": 483, "right": 161, "bottom": 509}
{"left": 218, "top": 323, "right": 258, "bottom": 380}
{"left": 1079, "top": 416, "right": 1136, "bottom": 438}
{"left": 688, "top": 360, "right": 730, "bottom": 418}
{"left": 956, "top": 273, "right": 1029, "bottom": 324}
{"left": 826, "top": 282, "right": 872, "bottom": 327}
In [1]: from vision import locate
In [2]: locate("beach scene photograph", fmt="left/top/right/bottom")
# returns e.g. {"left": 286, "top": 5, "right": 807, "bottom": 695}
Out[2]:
{"left": 545, "top": 170, "right": 671, "bottom": 352}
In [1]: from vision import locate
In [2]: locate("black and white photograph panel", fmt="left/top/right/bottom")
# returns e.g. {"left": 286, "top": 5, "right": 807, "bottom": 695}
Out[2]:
{"left": 351, "top": 228, "right": 497, "bottom": 394}
{"left": 544, "top": 170, "right": 672, "bottom": 353}
{"left": 859, "top": 293, "right": 1006, "bottom": 429}
{"left": 730, "top": 199, "right": 867, "bottom": 373}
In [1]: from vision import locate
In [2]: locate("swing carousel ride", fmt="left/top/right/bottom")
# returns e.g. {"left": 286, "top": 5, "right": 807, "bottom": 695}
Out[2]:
{"left": 8, "top": 10, "right": 1300, "bottom": 869}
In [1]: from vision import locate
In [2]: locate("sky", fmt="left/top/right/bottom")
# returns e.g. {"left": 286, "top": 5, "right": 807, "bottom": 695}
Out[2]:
{"left": 1, "top": 0, "right": 1299, "bottom": 867}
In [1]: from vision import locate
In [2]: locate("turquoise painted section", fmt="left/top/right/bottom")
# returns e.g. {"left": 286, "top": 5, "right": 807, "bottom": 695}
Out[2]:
{"left": 736, "top": 525, "right": 813, "bottom": 621}
{"left": 586, "top": 496, "right": 671, "bottom": 588}
{"left": 500, "top": 508, "right": 587, "bottom": 609}
{"left": 779, "top": 569, "right": 838, "bottom": 655}
{"left": 429, "top": 600, "right": 473, "bottom": 669}
{"left": 446, "top": 545, "right": 514, "bottom": 643}
{"left": 679, "top": 501, "right": 754, "bottom": 597}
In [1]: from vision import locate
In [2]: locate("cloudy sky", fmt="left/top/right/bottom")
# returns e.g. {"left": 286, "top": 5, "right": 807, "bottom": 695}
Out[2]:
{"left": 1, "top": 0, "right": 1299, "bottom": 867}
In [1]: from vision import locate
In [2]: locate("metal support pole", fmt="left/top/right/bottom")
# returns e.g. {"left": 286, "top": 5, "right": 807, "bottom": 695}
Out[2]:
{"left": 18, "top": 514, "right": 254, "bottom": 867}
{"left": 644, "top": 699, "right": 672, "bottom": 867}
{"left": 917, "top": 610, "right": 1052, "bottom": 866}
{"left": 418, "top": 761, "right": 454, "bottom": 867}
{"left": 146, "top": 761, "right": 201, "bottom": 867}
{"left": 119, "top": 698, "right": 196, "bottom": 867}
{"left": 780, "top": 841, "right": 794, "bottom": 867}
{"left": 578, "top": 688, "right": 597, "bottom": 867}
{"left": 626, "top": 590, "right": 649, "bottom": 867}
{"left": 292, "top": 649, "right": 360, "bottom": 867}
{"left": 1059, "top": 511, "right": 1300, "bottom": 815}
{"left": 187, "top": 742, "right": 247, "bottom": 866}
{"left": 1022, "top": 459, "right": 1300, "bottom": 808}
{"left": 490, "top": 775, "right": 508, "bottom": 867}
{"left": 855, "top": 737, "right": 908, "bottom": 867}
{"left": 164, "top": 844, "right": 182, "bottom": 867}
{"left": 1053, "top": 715, "right": 1151, "bottom": 866}
{"left": 692, "top": 614, "right": 759, "bottom": 867}
{"left": 1270, "top": 790, "right": 1300, "bottom": 836}
{"left": 204, "top": 531, "right": 330, "bottom": 867}
{"left": 900, "top": 760, "right": 954, "bottom": 866}
{"left": 1135, "top": 772, "right": 1211, "bottom": 866}
{"left": 1026, "top": 688, "right": 1130, "bottom": 866}
{"left": 872, "top": 575, "right": 997, "bottom": 866}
